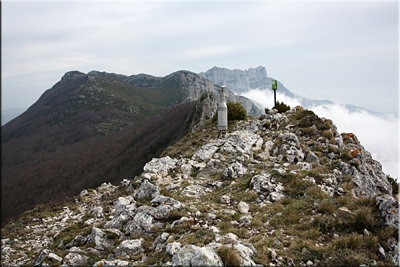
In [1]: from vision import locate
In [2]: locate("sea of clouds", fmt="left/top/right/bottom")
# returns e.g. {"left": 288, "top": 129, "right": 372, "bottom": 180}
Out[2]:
{"left": 241, "top": 89, "right": 399, "bottom": 179}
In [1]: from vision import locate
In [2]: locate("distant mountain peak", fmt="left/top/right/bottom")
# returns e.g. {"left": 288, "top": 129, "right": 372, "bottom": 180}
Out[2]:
{"left": 61, "top": 71, "right": 86, "bottom": 82}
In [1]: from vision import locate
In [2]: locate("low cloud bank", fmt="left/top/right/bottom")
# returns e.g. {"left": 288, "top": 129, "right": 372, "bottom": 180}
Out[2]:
{"left": 242, "top": 89, "right": 399, "bottom": 179}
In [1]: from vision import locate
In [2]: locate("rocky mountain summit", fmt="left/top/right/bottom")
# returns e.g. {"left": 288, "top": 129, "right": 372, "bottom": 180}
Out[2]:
{"left": 89, "top": 70, "right": 263, "bottom": 118}
{"left": 200, "top": 66, "right": 387, "bottom": 115}
{"left": 2, "top": 106, "right": 398, "bottom": 266}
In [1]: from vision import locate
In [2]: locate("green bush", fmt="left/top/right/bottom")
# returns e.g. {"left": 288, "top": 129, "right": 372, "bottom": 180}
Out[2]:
{"left": 275, "top": 101, "right": 291, "bottom": 113}
{"left": 227, "top": 102, "right": 247, "bottom": 121}
{"left": 387, "top": 175, "right": 399, "bottom": 196}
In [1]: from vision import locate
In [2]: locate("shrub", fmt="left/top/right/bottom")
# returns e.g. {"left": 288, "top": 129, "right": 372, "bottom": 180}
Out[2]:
{"left": 227, "top": 102, "right": 247, "bottom": 121}
{"left": 387, "top": 175, "right": 399, "bottom": 196}
{"left": 340, "top": 152, "right": 352, "bottom": 161}
{"left": 322, "top": 130, "right": 333, "bottom": 140}
{"left": 349, "top": 206, "right": 375, "bottom": 230}
{"left": 364, "top": 235, "right": 378, "bottom": 250}
{"left": 275, "top": 101, "right": 291, "bottom": 113}
{"left": 318, "top": 201, "right": 336, "bottom": 215}
{"left": 217, "top": 245, "right": 241, "bottom": 267}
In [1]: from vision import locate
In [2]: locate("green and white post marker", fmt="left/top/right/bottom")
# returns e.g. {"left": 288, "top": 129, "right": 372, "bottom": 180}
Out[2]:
{"left": 272, "top": 80, "right": 278, "bottom": 109}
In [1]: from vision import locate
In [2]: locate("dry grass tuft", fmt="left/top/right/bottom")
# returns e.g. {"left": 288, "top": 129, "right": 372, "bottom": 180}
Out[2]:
{"left": 217, "top": 245, "right": 242, "bottom": 267}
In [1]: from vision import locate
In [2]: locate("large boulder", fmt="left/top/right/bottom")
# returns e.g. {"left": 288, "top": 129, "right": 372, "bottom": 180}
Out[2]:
{"left": 233, "top": 242, "right": 257, "bottom": 266}
{"left": 143, "top": 156, "right": 178, "bottom": 176}
{"left": 103, "top": 214, "right": 129, "bottom": 230}
{"left": 227, "top": 130, "right": 260, "bottom": 156}
{"left": 126, "top": 206, "right": 163, "bottom": 233}
{"left": 112, "top": 239, "right": 144, "bottom": 257}
{"left": 192, "top": 144, "right": 220, "bottom": 161}
{"left": 114, "top": 196, "right": 136, "bottom": 217}
{"left": 64, "top": 252, "right": 89, "bottom": 266}
{"left": 151, "top": 195, "right": 183, "bottom": 210}
{"left": 86, "top": 227, "right": 114, "bottom": 251}
{"left": 221, "top": 162, "right": 248, "bottom": 180}
{"left": 166, "top": 242, "right": 182, "bottom": 256}
{"left": 375, "top": 194, "right": 399, "bottom": 229}
{"left": 172, "top": 245, "right": 223, "bottom": 266}
{"left": 134, "top": 180, "right": 160, "bottom": 199}
{"left": 341, "top": 134, "right": 392, "bottom": 198}
{"left": 342, "top": 162, "right": 392, "bottom": 198}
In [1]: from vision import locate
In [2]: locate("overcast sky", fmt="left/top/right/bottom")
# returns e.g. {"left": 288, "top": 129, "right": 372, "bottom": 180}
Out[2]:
{"left": 1, "top": 1, "right": 399, "bottom": 178}
{"left": 2, "top": 0, "right": 398, "bottom": 114}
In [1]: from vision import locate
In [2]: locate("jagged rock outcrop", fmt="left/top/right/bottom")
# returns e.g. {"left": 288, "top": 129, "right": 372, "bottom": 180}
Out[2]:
{"left": 1, "top": 107, "right": 398, "bottom": 267}
{"left": 185, "top": 92, "right": 218, "bottom": 132}
{"left": 199, "top": 66, "right": 269, "bottom": 94}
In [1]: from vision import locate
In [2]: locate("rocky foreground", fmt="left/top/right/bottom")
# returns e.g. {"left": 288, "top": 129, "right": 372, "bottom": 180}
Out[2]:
{"left": 1, "top": 107, "right": 399, "bottom": 266}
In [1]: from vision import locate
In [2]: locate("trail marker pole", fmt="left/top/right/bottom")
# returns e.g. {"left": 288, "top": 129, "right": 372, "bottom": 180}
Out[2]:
{"left": 218, "top": 86, "right": 228, "bottom": 138}
{"left": 272, "top": 80, "right": 277, "bottom": 109}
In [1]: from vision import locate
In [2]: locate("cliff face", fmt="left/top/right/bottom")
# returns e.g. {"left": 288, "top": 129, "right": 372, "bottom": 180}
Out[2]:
{"left": 199, "top": 66, "right": 269, "bottom": 94}
{"left": 2, "top": 106, "right": 398, "bottom": 267}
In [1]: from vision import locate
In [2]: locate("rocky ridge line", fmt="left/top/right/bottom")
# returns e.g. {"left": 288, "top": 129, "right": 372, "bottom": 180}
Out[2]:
{"left": 1, "top": 107, "right": 398, "bottom": 266}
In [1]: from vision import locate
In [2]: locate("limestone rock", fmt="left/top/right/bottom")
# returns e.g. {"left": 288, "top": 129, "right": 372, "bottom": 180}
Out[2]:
{"left": 375, "top": 194, "right": 399, "bottom": 228}
{"left": 250, "top": 173, "right": 285, "bottom": 202}
{"left": 181, "top": 184, "right": 212, "bottom": 197}
{"left": 64, "top": 252, "right": 89, "bottom": 266}
{"left": 90, "top": 206, "right": 104, "bottom": 218}
{"left": 104, "top": 214, "right": 129, "bottom": 230}
{"left": 143, "top": 156, "right": 178, "bottom": 176}
{"left": 66, "top": 234, "right": 87, "bottom": 248}
{"left": 94, "top": 259, "right": 130, "bottom": 266}
{"left": 337, "top": 207, "right": 351, "bottom": 219}
{"left": 192, "top": 144, "right": 219, "bottom": 161}
{"left": 238, "top": 215, "right": 253, "bottom": 227}
{"left": 172, "top": 245, "right": 223, "bottom": 267}
{"left": 114, "top": 196, "right": 136, "bottom": 217}
{"left": 33, "top": 249, "right": 49, "bottom": 266}
{"left": 151, "top": 195, "right": 182, "bottom": 210}
{"left": 282, "top": 131, "right": 300, "bottom": 147}
{"left": 221, "top": 162, "right": 248, "bottom": 180}
{"left": 47, "top": 253, "right": 62, "bottom": 264}
{"left": 238, "top": 201, "right": 250, "bottom": 214}
{"left": 86, "top": 227, "right": 114, "bottom": 251}
{"left": 306, "top": 151, "right": 320, "bottom": 164}
{"left": 166, "top": 242, "right": 182, "bottom": 256}
{"left": 220, "top": 194, "right": 231, "bottom": 204}
{"left": 113, "top": 239, "right": 144, "bottom": 257}
{"left": 133, "top": 180, "right": 160, "bottom": 199}
{"left": 233, "top": 242, "right": 257, "bottom": 266}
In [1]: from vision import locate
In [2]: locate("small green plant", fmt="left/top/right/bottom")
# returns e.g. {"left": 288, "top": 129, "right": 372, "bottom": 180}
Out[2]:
{"left": 340, "top": 152, "right": 352, "bottom": 161}
{"left": 275, "top": 101, "right": 290, "bottom": 113}
{"left": 227, "top": 102, "right": 247, "bottom": 121}
{"left": 322, "top": 130, "right": 333, "bottom": 140}
{"left": 387, "top": 175, "right": 399, "bottom": 196}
